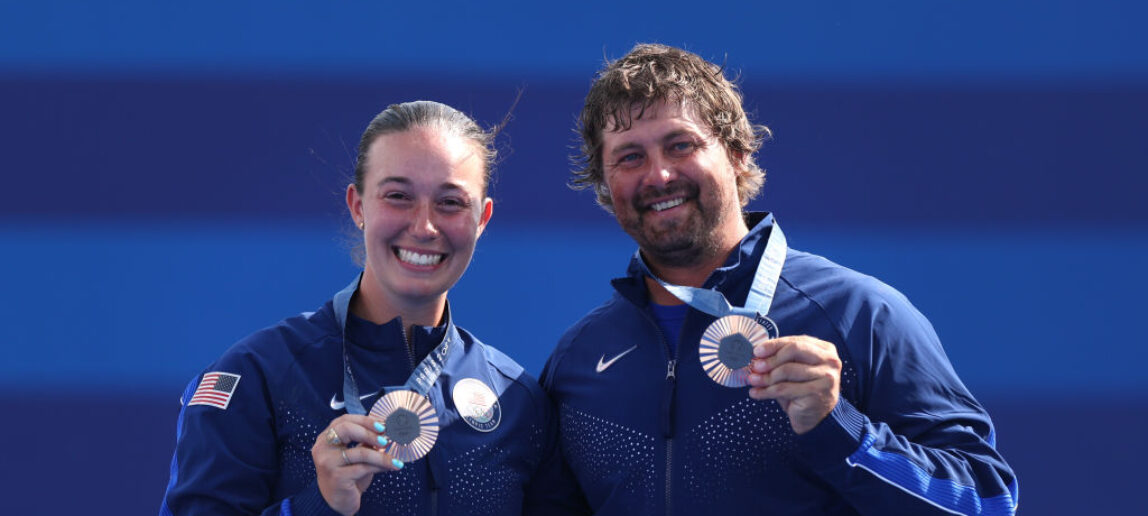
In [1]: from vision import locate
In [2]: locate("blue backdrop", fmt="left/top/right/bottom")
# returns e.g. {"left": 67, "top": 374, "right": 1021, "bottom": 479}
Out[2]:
{"left": 1, "top": 2, "right": 1146, "bottom": 514}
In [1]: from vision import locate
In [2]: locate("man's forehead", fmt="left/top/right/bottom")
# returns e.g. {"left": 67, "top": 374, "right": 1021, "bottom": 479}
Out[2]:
{"left": 602, "top": 99, "right": 702, "bottom": 133}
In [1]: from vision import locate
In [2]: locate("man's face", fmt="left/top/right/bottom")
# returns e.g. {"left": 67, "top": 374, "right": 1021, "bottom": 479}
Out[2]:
{"left": 600, "top": 100, "right": 744, "bottom": 268}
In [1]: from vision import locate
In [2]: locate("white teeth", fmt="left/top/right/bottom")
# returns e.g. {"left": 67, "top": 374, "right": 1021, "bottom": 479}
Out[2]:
{"left": 397, "top": 249, "right": 444, "bottom": 266}
{"left": 651, "top": 198, "right": 685, "bottom": 212}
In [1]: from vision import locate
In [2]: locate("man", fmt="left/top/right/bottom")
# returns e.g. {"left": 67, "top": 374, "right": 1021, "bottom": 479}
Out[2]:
{"left": 540, "top": 44, "right": 1018, "bottom": 515}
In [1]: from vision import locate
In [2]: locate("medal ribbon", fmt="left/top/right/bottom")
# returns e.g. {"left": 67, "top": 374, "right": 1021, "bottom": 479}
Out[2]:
{"left": 333, "top": 275, "right": 457, "bottom": 415}
{"left": 636, "top": 222, "right": 787, "bottom": 322}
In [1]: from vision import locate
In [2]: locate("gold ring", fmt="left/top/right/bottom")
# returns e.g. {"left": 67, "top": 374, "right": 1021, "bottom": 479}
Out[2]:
{"left": 341, "top": 449, "right": 352, "bottom": 466}
{"left": 326, "top": 427, "right": 342, "bottom": 447}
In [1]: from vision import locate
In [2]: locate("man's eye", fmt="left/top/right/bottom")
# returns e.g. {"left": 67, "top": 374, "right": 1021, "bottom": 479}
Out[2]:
{"left": 669, "top": 141, "right": 695, "bottom": 154}
{"left": 616, "top": 153, "right": 643, "bottom": 167}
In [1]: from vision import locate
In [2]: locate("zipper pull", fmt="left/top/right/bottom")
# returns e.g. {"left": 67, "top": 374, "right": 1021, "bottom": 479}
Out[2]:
{"left": 661, "top": 359, "right": 678, "bottom": 438}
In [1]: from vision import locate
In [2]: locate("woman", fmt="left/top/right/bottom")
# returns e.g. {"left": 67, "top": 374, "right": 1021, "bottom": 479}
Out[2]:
{"left": 160, "top": 101, "right": 560, "bottom": 515}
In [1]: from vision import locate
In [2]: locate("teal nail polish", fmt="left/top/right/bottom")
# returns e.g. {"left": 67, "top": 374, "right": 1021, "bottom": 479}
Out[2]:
{"left": 377, "top": 436, "right": 389, "bottom": 446}
{"left": 374, "top": 421, "right": 385, "bottom": 433}
{"left": 392, "top": 459, "right": 404, "bottom": 469}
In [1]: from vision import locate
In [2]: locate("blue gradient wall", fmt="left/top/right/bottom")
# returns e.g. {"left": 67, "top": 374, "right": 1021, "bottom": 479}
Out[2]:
{"left": 2, "top": 2, "right": 1146, "bottom": 514}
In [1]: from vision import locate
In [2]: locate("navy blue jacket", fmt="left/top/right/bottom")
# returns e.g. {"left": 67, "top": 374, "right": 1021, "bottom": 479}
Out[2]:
{"left": 541, "top": 213, "right": 1018, "bottom": 515}
{"left": 160, "top": 277, "right": 560, "bottom": 515}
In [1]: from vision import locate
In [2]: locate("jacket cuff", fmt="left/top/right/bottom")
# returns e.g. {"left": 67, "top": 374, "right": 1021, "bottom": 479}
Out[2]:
{"left": 794, "top": 397, "right": 869, "bottom": 472}
{"left": 289, "top": 482, "right": 343, "bottom": 516}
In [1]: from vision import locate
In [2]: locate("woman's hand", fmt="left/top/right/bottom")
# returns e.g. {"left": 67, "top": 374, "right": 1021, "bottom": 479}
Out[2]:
{"left": 312, "top": 414, "right": 405, "bottom": 515}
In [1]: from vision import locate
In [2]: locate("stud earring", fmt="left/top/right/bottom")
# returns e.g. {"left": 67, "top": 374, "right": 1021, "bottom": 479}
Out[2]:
{"left": 358, "top": 221, "right": 365, "bottom": 230}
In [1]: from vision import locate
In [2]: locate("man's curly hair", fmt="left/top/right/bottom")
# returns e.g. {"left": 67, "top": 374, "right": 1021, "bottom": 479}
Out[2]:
{"left": 571, "top": 43, "right": 771, "bottom": 213}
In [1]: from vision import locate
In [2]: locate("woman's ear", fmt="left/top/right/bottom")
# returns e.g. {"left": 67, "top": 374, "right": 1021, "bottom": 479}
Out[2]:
{"left": 346, "top": 183, "right": 364, "bottom": 228}
{"left": 476, "top": 197, "right": 494, "bottom": 238}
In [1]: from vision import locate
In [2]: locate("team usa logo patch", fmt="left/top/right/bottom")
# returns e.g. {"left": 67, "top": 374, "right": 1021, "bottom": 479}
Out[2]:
{"left": 452, "top": 378, "right": 501, "bottom": 432}
{"left": 188, "top": 372, "right": 241, "bottom": 410}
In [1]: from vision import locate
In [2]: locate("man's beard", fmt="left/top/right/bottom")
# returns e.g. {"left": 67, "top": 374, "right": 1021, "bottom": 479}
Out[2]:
{"left": 619, "top": 183, "right": 727, "bottom": 269}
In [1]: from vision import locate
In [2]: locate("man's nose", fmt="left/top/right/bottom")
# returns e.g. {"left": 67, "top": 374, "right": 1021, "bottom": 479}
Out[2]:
{"left": 643, "top": 153, "right": 678, "bottom": 187}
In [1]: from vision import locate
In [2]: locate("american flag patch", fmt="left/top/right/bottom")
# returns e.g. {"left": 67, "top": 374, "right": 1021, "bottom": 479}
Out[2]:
{"left": 188, "top": 372, "right": 241, "bottom": 410}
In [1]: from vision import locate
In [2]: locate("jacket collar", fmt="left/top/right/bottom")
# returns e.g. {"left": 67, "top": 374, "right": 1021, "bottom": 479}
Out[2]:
{"left": 346, "top": 312, "right": 448, "bottom": 360}
{"left": 612, "top": 211, "right": 777, "bottom": 307}
{"left": 333, "top": 273, "right": 451, "bottom": 361}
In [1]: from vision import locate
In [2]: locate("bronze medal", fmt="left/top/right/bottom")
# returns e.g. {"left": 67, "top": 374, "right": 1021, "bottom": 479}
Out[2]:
{"left": 699, "top": 314, "right": 771, "bottom": 387}
{"left": 369, "top": 389, "right": 439, "bottom": 462}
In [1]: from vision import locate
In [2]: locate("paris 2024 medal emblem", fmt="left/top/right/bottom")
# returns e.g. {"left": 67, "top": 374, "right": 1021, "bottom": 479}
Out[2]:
{"left": 369, "top": 390, "right": 439, "bottom": 462}
{"left": 699, "top": 314, "right": 777, "bottom": 387}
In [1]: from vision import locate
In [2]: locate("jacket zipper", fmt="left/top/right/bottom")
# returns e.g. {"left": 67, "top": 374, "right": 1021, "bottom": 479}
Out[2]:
{"left": 428, "top": 463, "right": 439, "bottom": 516}
{"left": 664, "top": 359, "right": 677, "bottom": 516}
{"left": 400, "top": 320, "right": 437, "bottom": 515}
{"left": 641, "top": 309, "right": 679, "bottom": 516}
{"left": 399, "top": 320, "right": 416, "bottom": 371}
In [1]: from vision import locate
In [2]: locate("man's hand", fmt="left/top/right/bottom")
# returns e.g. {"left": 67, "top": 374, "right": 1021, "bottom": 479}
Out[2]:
{"left": 746, "top": 335, "right": 842, "bottom": 434}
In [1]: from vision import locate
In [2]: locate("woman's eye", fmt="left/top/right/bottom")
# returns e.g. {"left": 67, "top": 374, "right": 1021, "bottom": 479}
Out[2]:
{"left": 383, "top": 191, "right": 411, "bottom": 202}
{"left": 439, "top": 197, "right": 470, "bottom": 211}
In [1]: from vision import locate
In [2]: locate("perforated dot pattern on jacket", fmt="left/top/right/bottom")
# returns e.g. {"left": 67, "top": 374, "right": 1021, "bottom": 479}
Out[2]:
{"left": 560, "top": 404, "right": 657, "bottom": 500}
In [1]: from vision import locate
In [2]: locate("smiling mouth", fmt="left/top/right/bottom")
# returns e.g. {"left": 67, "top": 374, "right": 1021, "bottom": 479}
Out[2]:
{"left": 649, "top": 197, "right": 686, "bottom": 212}
{"left": 395, "top": 247, "right": 445, "bottom": 266}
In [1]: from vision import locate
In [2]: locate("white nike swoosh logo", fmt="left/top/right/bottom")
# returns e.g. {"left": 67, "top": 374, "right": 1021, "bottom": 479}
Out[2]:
{"left": 330, "top": 391, "right": 381, "bottom": 411}
{"left": 596, "top": 345, "right": 638, "bottom": 373}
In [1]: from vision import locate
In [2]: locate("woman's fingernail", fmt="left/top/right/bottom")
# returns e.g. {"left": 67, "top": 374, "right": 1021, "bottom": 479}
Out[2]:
{"left": 374, "top": 421, "right": 385, "bottom": 433}
{"left": 392, "top": 459, "right": 404, "bottom": 469}
{"left": 377, "top": 436, "right": 389, "bottom": 446}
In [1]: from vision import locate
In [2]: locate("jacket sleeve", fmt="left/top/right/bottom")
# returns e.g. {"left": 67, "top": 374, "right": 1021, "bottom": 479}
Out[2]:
{"left": 523, "top": 352, "right": 592, "bottom": 516}
{"left": 158, "top": 354, "right": 340, "bottom": 516}
{"left": 794, "top": 296, "right": 1019, "bottom": 516}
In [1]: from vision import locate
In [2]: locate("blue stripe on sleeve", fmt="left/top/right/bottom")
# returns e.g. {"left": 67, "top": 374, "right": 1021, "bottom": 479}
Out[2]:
{"left": 846, "top": 434, "right": 1018, "bottom": 515}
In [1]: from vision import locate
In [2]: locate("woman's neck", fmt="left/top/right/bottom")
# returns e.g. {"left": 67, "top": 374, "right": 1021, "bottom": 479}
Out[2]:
{"left": 352, "top": 270, "right": 446, "bottom": 328}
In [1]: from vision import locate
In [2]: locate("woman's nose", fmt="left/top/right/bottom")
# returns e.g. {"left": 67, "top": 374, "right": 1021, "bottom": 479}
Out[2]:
{"left": 408, "top": 202, "right": 440, "bottom": 239}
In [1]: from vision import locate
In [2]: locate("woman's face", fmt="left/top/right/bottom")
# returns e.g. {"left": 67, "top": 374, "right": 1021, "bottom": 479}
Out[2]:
{"left": 348, "top": 127, "right": 492, "bottom": 311}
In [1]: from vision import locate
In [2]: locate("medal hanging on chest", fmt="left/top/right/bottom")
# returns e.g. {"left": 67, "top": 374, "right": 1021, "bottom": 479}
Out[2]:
{"left": 363, "top": 326, "right": 451, "bottom": 462}
{"left": 334, "top": 277, "right": 456, "bottom": 462}
{"left": 638, "top": 220, "right": 787, "bottom": 388}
